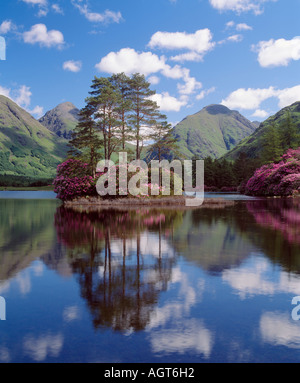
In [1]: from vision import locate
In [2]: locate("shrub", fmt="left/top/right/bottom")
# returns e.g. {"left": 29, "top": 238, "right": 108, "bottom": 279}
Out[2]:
{"left": 245, "top": 147, "right": 300, "bottom": 196}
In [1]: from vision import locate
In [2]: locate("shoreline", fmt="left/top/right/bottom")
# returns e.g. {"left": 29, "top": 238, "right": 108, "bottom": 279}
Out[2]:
{"left": 63, "top": 195, "right": 235, "bottom": 210}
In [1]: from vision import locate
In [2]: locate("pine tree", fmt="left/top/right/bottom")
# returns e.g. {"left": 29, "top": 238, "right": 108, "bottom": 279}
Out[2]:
{"left": 146, "top": 116, "right": 180, "bottom": 162}
{"left": 109, "top": 73, "right": 133, "bottom": 151}
{"left": 88, "top": 76, "right": 122, "bottom": 160}
{"left": 69, "top": 104, "right": 102, "bottom": 177}
{"left": 261, "top": 123, "right": 282, "bottom": 163}
{"left": 279, "top": 110, "right": 300, "bottom": 151}
{"left": 128, "top": 73, "right": 160, "bottom": 160}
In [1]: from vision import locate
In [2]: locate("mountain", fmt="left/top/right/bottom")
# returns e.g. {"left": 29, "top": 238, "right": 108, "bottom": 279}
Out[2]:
{"left": 224, "top": 101, "right": 300, "bottom": 160}
{"left": 39, "top": 102, "right": 80, "bottom": 140}
{"left": 171, "top": 104, "right": 257, "bottom": 159}
{"left": 0, "top": 95, "right": 69, "bottom": 179}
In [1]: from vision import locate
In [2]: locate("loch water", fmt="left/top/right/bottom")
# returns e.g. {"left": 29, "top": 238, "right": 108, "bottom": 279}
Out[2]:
{"left": 1, "top": 192, "right": 300, "bottom": 363}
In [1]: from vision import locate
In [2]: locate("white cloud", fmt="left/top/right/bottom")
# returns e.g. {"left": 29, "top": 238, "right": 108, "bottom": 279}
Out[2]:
{"left": 252, "top": 109, "right": 269, "bottom": 118}
{"left": 149, "top": 92, "right": 187, "bottom": 112}
{"left": 96, "top": 48, "right": 186, "bottom": 79}
{"left": 14, "top": 85, "right": 32, "bottom": 108}
{"left": 0, "top": 86, "right": 11, "bottom": 98}
{"left": 52, "top": 4, "right": 64, "bottom": 14}
{"left": 253, "top": 37, "right": 300, "bottom": 67}
{"left": 227, "top": 34, "right": 243, "bottom": 42}
{"left": 72, "top": 0, "right": 122, "bottom": 24}
{"left": 149, "top": 29, "right": 215, "bottom": 62}
{"left": 23, "top": 24, "right": 64, "bottom": 48}
{"left": 148, "top": 75, "right": 160, "bottom": 85}
{"left": 236, "top": 23, "right": 253, "bottom": 31}
{"left": 221, "top": 86, "right": 278, "bottom": 109}
{"left": 196, "top": 87, "right": 216, "bottom": 100}
{"left": 21, "top": 0, "right": 47, "bottom": 5}
{"left": 177, "top": 72, "right": 202, "bottom": 95}
{"left": 0, "top": 20, "right": 13, "bottom": 34}
{"left": 63, "top": 60, "right": 82, "bottom": 73}
{"left": 21, "top": 0, "right": 48, "bottom": 17}
{"left": 276, "top": 85, "right": 300, "bottom": 109}
{"left": 222, "top": 84, "right": 300, "bottom": 111}
{"left": 149, "top": 29, "right": 215, "bottom": 53}
{"left": 28, "top": 105, "right": 44, "bottom": 118}
{"left": 0, "top": 84, "right": 43, "bottom": 118}
{"left": 210, "top": 0, "right": 276, "bottom": 15}
{"left": 171, "top": 52, "right": 204, "bottom": 62}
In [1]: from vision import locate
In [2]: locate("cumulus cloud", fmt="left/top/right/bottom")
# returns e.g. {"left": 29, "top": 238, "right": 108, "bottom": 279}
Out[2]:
{"left": 149, "top": 92, "right": 187, "bottom": 112}
{"left": 0, "top": 20, "right": 13, "bottom": 34}
{"left": 23, "top": 24, "right": 64, "bottom": 48}
{"left": 72, "top": 0, "right": 122, "bottom": 24}
{"left": 63, "top": 60, "right": 82, "bottom": 72}
{"left": 0, "top": 84, "right": 43, "bottom": 118}
{"left": 209, "top": 0, "right": 276, "bottom": 15}
{"left": 253, "top": 37, "right": 300, "bottom": 67}
{"left": 222, "top": 84, "right": 300, "bottom": 111}
{"left": 277, "top": 85, "right": 300, "bottom": 109}
{"left": 252, "top": 109, "right": 269, "bottom": 118}
{"left": 221, "top": 86, "right": 278, "bottom": 110}
{"left": 149, "top": 29, "right": 215, "bottom": 62}
{"left": 148, "top": 75, "right": 160, "bottom": 85}
{"left": 96, "top": 47, "right": 191, "bottom": 81}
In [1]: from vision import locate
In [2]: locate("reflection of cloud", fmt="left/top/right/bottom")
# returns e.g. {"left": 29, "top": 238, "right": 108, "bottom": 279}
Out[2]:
{"left": 260, "top": 312, "right": 300, "bottom": 348}
{"left": 23, "top": 333, "right": 63, "bottom": 361}
{"left": 0, "top": 346, "right": 10, "bottom": 363}
{"left": 32, "top": 261, "right": 44, "bottom": 277}
{"left": 111, "top": 232, "right": 175, "bottom": 259}
{"left": 16, "top": 271, "right": 31, "bottom": 295}
{"left": 150, "top": 319, "right": 213, "bottom": 357}
{"left": 145, "top": 263, "right": 212, "bottom": 357}
{"left": 0, "top": 281, "right": 10, "bottom": 294}
{"left": 63, "top": 306, "right": 80, "bottom": 322}
{"left": 222, "top": 256, "right": 300, "bottom": 299}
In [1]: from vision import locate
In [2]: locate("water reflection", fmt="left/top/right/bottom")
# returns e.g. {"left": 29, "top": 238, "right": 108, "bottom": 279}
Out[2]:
{"left": 1, "top": 197, "right": 300, "bottom": 361}
{"left": 54, "top": 207, "right": 183, "bottom": 332}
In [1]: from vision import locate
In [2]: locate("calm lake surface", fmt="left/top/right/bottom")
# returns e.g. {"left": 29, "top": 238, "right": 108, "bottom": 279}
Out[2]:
{"left": 1, "top": 192, "right": 300, "bottom": 363}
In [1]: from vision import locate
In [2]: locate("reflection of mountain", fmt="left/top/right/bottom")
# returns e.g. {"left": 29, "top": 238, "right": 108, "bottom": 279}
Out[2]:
{"left": 54, "top": 207, "right": 182, "bottom": 332}
{"left": 172, "top": 206, "right": 257, "bottom": 273}
{"left": 0, "top": 199, "right": 60, "bottom": 281}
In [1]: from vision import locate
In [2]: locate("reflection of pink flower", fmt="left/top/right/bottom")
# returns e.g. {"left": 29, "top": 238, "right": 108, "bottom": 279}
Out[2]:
{"left": 247, "top": 200, "right": 300, "bottom": 244}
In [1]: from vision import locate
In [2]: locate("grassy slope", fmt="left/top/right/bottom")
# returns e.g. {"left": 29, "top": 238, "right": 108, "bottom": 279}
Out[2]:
{"left": 224, "top": 101, "right": 300, "bottom": 161}
{"left": 0, "top": 95, "right": 69, "bottom": 178}
{"left": 171, "top": 105, "right": 257, "bottom": 159}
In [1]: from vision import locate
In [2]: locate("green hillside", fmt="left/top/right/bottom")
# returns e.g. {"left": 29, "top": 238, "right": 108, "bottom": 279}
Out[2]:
{"left": 0, "top": 95, "right": 69, "bottom": 179}
{"left": 171, "top": 104, "right": 257, "bottom": 159}
{"left": 224, "top": 101, "right": 300, "bottom": 161}
{"left": 39, "top": 101, "right": 80, "bottom": 139}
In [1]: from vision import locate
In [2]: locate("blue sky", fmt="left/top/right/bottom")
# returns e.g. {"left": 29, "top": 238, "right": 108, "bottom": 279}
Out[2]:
{"left": 0, "top": 0, "right": 300, "bottom": 126}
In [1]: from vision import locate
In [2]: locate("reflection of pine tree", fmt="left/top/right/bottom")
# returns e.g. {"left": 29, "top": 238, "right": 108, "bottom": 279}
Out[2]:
{"left": 55, "top": 207, "right": 180, "bottom": 332}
